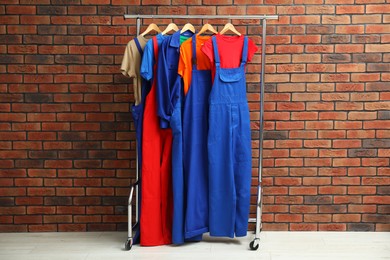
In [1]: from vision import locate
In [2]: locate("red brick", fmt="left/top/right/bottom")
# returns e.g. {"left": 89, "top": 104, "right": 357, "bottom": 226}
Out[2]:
{"left": 27, "top": 188, "right": 54, "bottom": 196}
{"left": 347, "top": 130, "right": 375, "bottom": 139}
{"left": 55, "top": 74, "right": 84, "bottom": 83}
{"left": 291, "top": 15, "right": 320, "bottom": 24}
{"left": 86, "top": 188, "right": 114, "bottom": 196}
{"left": 319, "top": 224, "right": 346, "bottom": 231}
{"left": 291, "top": 112, "right": 318, "bottom": 120}
{"left": 319, "top": 112, "right": 347, "bottom": 120}
{"left": 57, "top": 206, "right": 85, "bottom": 214}
{"left": 364, "top": 120, "right": 390, "bottom": 129}
{"left": 85, "top": 36, "right": 114, "bottom": 45}
{"left": 304, "top": 214, "right": 332, "bottom": 222}
{"left": 351, "top": 73, "right": 380, "bottom": 82}
{"left": 322, "top": 15, "right": 350, "bottom": 24}
{"left": 13, "top": 123, "right": 42, "bottom": 131}
{"left": 38, "top": 65, "right": 67, "bottom": 74}
{"left": 45, "top": 160, "right": 72, "bottom": 168}
{"left": 366, "top": 44, "right": 390, "bottom": 52}
{"left": 352, "top": 15, "right": 382, "bottom": 24}
{"left": 337, "top": 64, "right": 366, "bottom": 72}
{"left": 292, "top": 35, "right": 321, "bottom": 44}
{"left": 336, "top": 5, "right": 364, "bottom": 14}
{"left": 56, "top": 188, "right": 85, "bottom": 196}
{"left": 44, "top": 215, "right": 72, "bottom": 224}
{"left": 14, "top": 215, "right": 42, "bottom": 224}
{"left": 364, "top": 196, "right": 390, "bottom": 204}
{"left": 334, "top": 214, "right": 361, "bottom": 222}
{"left": 8, "top": 65, "right": 36, "bottom": 74}
{"left": 305, "top": 158, "right": 332, "bottom": 167}
{"left": 74, "top": 215, "right": 101, "bottom": 223}
{"left": 366, "top": 4, "right": 390, "bottom": 13}
{"left": 38, "top": 46, "right": 68, "bottom": 54}
{"left": 335, "top": 102, "right": 363, "bottom": 110}
{"left": 306, "top": 5, "right": 334, "bottom": 14}
{"left": 306, "top": 121, "right": 333, "bottom": 130}
{"left": 82, "top": 0, "right": 110, "bottom": 4}
{"left": 0, "top": 15, "right": 19, "bottom": 24}
{"left": 8, "top": 25, "right": 36, "bottom": 34}
{"left": 82, "top": 16, "right": 111, "bottom": 25}
{"left": 0, "top": 74, "right": 23, "bottom": 83}
{"left": 289, "top": 130, "right": 317, "bottom": 139}
{"left": 7, "top": 6, "right": 36, "bottom": 14}
{"left": 68, "top": 6, "right": 97, "bottom": 15}
{"left": 307, "top": 102, "right": 334, "bottom": 111}
{"left": 290, "top": 187, "right": 317, "bottom": 195}
{"left": 276, "top": 121, "right": 305, "bottom": 130}
{"left": 319, "top": 186, "right": 347, "bottom": 195}
{"left": 304, "top": 140, "right": 332, "bottom": 148}
{"left": 275, "top": 158, "right": 304, "bottom": 167}
{"left": 319, "top": 149, "right": 347, "bottom": 157}
{"left": 335, "top": 121, "right": 362, "bottom": 129}
{"left": 306, "top": 45, "right": 334, "bottom": 53}
{"left": 20, "top": 15, "right": 50, "bottom": 25}
{"left": 98, "top": 26, "right": 127, "bottom": 35}
{"left": 275, "top": 214, "right": 303, "bottom": 222}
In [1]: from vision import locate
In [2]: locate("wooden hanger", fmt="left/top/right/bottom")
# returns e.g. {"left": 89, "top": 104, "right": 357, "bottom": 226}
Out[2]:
{"left": 140, "top": 23, "right": 161, "bottom": 36}
{"left": 181, "top": 23, "right": 196, "bottom": 34}
{"left": 197, "top": 23, "right": 218, "bottom": 35}
{"left": 161, "top": 23, "right": 179, "bottom": 35}
{"left": 220, "top": 23, "right": 241, "bottom": 36}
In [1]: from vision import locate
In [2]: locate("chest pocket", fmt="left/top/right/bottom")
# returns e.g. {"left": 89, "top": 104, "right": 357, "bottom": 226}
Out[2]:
{"left": 219, "top": 67, "right": 244, "bottom": 83}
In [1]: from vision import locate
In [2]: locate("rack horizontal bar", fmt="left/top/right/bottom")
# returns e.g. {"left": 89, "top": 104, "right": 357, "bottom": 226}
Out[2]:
{"left": 124, "top": 14, "right": 278, "bottom": 20}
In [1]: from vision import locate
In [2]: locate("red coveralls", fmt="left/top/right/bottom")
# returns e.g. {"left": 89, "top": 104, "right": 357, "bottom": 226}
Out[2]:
{"left": 140, "top": 36, "right": 173, "bottom": 246}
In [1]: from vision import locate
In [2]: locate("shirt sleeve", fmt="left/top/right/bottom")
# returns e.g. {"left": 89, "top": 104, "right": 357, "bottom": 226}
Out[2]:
{"left": 120, "top": 42, "right": 135, "bottom": 78}
{"left": 140, "top": 41, "right": 153, "bottom": 81}
{"left": 247, "top": 38, "right": 258, "bottom": 62}
{"left": 156, "top": 40, "right": 171, "bottom": 129}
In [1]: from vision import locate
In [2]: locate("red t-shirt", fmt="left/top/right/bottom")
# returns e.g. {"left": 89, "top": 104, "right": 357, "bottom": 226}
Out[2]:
{"left": 201, "top": 34, "right": 258, "bottom": 69}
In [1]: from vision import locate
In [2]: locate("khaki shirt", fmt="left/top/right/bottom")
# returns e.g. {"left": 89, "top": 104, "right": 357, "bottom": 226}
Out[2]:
{"left": 121, "top": 35, "right": 148, "bottom": 105}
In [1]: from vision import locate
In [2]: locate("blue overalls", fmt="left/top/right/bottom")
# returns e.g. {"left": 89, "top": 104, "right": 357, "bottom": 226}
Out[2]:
{"left": 131, "top": 37, "right": 149, "bottom": 244}
{"left": 155, "top": 30, "right": 201, "bottom": 244}
{"left": 182, "top": 35, "right": 212, "bottom": 239}
{"left": 208, "top": 36, "right": 252, "bottom": 238}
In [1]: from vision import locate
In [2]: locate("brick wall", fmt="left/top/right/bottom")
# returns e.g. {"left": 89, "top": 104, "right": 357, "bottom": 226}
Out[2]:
{"left": 0, "top": 0, "right": 389, "bottom": 232}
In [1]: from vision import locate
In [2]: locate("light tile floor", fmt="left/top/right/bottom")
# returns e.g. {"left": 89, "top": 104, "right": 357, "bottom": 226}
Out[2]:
{"left": 0, "top": 231, "right": 389, "bottom": 260}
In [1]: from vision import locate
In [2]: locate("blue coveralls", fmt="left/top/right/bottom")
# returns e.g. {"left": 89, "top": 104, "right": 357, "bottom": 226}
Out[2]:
{"left": 131, "top": 37, "right": 150, "bottom": 244}
{"left": 182, "top": 35, "right": 212, "bottom": 239}
{"left": 155, "top": 30, "right": 201, "bottom": 244}
{"left": 208, "top": 36, "right": 252, "bottom": 238}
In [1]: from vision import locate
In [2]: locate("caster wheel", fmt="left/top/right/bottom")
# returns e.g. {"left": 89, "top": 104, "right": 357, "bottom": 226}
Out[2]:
{"left": 125, "top": 240, "right": 132, "bottom": 251}
{"left": 249, "top": 239, "right": 259, "bottom": 251}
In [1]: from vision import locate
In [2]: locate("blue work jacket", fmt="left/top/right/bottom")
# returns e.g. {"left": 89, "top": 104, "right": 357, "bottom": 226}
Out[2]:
{"left": 156, "top": 30, "right": 194, "bottom": 128}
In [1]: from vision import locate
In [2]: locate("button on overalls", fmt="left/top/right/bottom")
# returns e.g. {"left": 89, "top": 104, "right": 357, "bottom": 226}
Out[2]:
{"left": 208, "top": 36, "right": 252, "bottom": 238}
{"left": 183, "top": 35, "right": 212, "bottom": 239}
{"left": 140, "top": 36, "right": 173, "bottom": 246}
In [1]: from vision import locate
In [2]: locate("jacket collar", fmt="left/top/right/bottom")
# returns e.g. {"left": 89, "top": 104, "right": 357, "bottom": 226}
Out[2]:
{"left": 169, "top": 30, "right": 194, "bottom": 48}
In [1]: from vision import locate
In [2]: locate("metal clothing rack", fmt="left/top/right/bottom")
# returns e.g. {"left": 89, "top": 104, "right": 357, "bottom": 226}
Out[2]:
{"left": 123, "top": 13, "right": 279, "bottom": 251}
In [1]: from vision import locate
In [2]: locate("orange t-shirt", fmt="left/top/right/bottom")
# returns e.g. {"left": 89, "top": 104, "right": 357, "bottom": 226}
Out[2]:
{"left": 178, "top": 35, "right": 214, "bottom": 95}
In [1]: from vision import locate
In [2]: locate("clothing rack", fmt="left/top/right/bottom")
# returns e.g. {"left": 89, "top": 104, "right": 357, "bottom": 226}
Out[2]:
{"left": 123, "top": 14, "right": 279, "bottom": 251}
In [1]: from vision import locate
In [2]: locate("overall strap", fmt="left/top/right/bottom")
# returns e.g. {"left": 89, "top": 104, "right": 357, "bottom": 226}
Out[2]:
{"left": 211, "top": 36, "right": 220, "bottom": 67}
{"left": 241, "top": 36, "right": 248, "bottom": 65}
{"left": 152, "top": 36, "right": 158, "bottom": 84}
{"left": 134, "top": 37, "right": 143, "bottom": 56}
{"left": 152, "top": 36, "right": 158, "bottom": 64}
{"left": 191, "top": 34, "right": 197, "bottom": 70}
